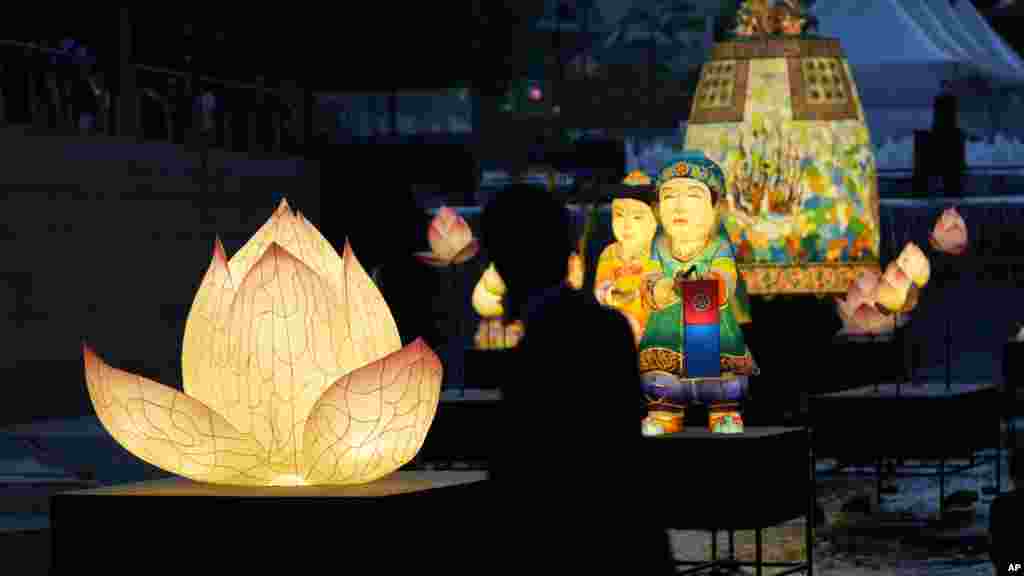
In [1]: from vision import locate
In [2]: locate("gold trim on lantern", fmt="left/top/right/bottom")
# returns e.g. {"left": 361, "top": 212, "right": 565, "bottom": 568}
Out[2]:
{"left": 711, "top": 38, "right": 844, "bottom": 60}
{"left": 639, "top": 348, "right": 683, "bottom": 375}
{"left": 738, "top": 262, "right": 881, "bottom": 295}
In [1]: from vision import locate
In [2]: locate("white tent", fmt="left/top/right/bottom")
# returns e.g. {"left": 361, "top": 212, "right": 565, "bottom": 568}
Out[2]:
{"left": 812, "top": 0, "right": 1024, "bottom": 144}
{"left": 920, "top": 0, "right": 1022, "bottom": 80}
{"left": 953, "top": 0, "right": 1024, "bottom": 77}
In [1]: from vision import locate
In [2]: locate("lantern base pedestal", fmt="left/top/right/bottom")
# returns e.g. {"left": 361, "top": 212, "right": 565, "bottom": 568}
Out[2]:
{"left": 51, "top": 471, "right": 489, "bottom": 573}
{"left": 809, "top": 383, "right": 998, "bottom": 459}
{"left": 644, "top": 427, "right": 814, "bottom": 574}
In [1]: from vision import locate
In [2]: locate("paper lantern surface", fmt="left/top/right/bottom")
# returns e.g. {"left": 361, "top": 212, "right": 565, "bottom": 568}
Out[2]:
{"left": 84, "top": 200, "right": 442, "bottom": 486}
{"left": 685, "top": 37, "right": 881, "bottom": 294}
{"left": 594, "top": 197, "right": 661, "bottom": 345}
{"left": 415, "top": 206, "right": 479, "bottom": 267}
{"left": 682, "top": 279, "right": 721, "bottom": 378}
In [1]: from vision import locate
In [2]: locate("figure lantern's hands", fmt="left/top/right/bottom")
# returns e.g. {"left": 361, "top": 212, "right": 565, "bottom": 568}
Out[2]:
{"left": 595, "top": 281, "right": 615, "bottom": 306}
{"left": 611, "top": 288, "right": 639, "bottom": 305}
{"left": 653, "top": 277, "right": 680, "bottom": 309}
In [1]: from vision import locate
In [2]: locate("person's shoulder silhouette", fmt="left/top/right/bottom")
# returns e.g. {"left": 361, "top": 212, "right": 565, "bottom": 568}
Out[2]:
{"left": 990, "top": 448, "right": 1021, "bottom": 574}
{"left": 480, "top": 184, "right": 645, "bottom": 441}
{"left": 480, "top": 184, "right": 672, "bottom": 574}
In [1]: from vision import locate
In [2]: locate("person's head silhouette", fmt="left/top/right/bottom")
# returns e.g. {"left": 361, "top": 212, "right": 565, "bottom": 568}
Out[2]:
{"left": 481, "top": 184, "right": 573, "bottom": 320}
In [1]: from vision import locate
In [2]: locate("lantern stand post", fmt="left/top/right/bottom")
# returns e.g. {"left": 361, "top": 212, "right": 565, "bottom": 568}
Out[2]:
{"left": 944, "top": 313, "right": 952, "bottom": 393}
{"left": 937, "top": 251, "right": 957, "bottom": 394}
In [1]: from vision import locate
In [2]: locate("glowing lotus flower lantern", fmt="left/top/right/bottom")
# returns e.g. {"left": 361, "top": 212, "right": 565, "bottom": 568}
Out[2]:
{"left": 930, "top": 207, "right": 969, "bottom": 256}
{"left": 415, "top": 206, "right": 479, "bottom": 267}
{"left": 83, "top": 199, "right": 442, "bottom": 486}
{"left": 836, "top": 242, "right": 930, "bottom": 336}
{"left": 836, "top": 270, "right": 894, "bottom": 336}
{"left": 471, "top": 263, "right": 523, "bottom": 350}
{"left": 472, "top": 263, "right": 506, "bottom": 319}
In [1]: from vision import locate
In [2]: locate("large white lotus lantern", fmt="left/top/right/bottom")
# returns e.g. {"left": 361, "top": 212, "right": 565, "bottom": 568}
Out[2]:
{"left": 83, "top": 199, "right": 442, "bottom": 486}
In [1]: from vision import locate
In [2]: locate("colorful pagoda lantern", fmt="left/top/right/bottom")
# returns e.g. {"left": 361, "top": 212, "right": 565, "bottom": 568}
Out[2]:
{"left": 684, "top": 6, "right": 881, "bottom": 295}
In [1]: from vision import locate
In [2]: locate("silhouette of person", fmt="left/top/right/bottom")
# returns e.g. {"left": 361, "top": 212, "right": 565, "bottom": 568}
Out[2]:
{"left": 480, "top": 183, "right": 675, "bottom": 574}
{"left": 990, "top": 446, "right": 1020, "bottom": 573}
{"left": 370, "top": 185, "right": 436, "bottom": 347}
{"left": 933, "top": 81, "right": 964, "bottom": 197}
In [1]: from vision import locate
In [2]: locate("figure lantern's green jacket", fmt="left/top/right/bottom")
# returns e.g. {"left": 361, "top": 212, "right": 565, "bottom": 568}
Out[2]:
{"left": 638, "top": 231, "right": 754, "bottom": 375}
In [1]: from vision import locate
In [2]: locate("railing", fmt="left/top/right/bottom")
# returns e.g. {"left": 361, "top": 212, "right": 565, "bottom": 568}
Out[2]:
{"left": 0, "top": 39, "right": 304, "bottom": 156}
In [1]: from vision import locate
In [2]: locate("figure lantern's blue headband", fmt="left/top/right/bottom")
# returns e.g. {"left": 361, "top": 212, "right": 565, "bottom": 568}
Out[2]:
{"left": 655, "top": 151, "right": 725, "bottom": 205}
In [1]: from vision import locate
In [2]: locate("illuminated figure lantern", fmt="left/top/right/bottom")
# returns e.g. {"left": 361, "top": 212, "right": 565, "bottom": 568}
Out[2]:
{"left": 472, "top": 263, "right": 525, "bottom": 350}
{"left": 638, "top": 153, "right": 757, "bottom": 435}
{"left": 684, "top": 18, "right": 882, "bottom": 296}
{"left": 594, "top": 171, "right": 663, "bottom": 346}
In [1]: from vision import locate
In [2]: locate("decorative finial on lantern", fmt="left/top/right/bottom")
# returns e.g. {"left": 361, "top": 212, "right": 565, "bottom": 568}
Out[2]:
{"left": 735, "top": 0, "right": 808, "bottom": 38}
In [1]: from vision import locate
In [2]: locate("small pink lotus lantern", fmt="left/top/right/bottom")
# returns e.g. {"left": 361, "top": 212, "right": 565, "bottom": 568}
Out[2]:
{"left": 837, "top": 239, "right": 931, "bottom": 335}
{"left": 415, "top": 206, "right": 479, "bottom": 267}
{"left": 837, "top": 270, "right": 896, "bottom": 336}
{"left": 929, "top": 207, "right": 969, "bottom": 256}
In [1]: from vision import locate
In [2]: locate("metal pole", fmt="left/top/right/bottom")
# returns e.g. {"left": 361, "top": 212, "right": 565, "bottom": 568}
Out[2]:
{"left": 249, "top": 76, "right": 266, "bottom": 153}
{"left": 389, "top": 90, "right": 397, "bottom": 136}
{"left": 224, "top": 110, "right": 233, "bottom": 151}
{"left": 118, "top": 8, "right": 138, "bottom": 138}
{"left": 0, "top": 62, "right": 6, "bottom": 126}
{"left": 165, "top": 77, "right": 177, "bottom": 142}
{"left": 945, "top": 315, "right": 952, "bottom": 392}
{"left": 809, "top": 431, "right": 815, "bottom": 576}
{"left": 26, "top": 48, "right": 39, "bottom": 128}
{"left": 939, "top": 458, "right": 945, "bottom": 520}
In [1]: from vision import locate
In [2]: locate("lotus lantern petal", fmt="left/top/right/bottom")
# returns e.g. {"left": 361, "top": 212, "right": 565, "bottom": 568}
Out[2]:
{"left": 83, "top": 199, "right": 442, "bottom": 486}
{"left": 415, "top": 206, "right": 479, "bottom": 266}
{"left": 895, "top": 242, "right": 930, "bottom": 288}
{"left": 837, "top": 269, "right": 895, "bottom": 336}
{"left": 929, "top": 207, "right": 968, "bottom": 256}
{"left": 876, "top": 261, "right": 913, "bottom": 313}
{"left": 848, "top": 302, "right": 896, "bottom": 336}
{"left": 472, "top": 263, "right": 506, "bottom": 318}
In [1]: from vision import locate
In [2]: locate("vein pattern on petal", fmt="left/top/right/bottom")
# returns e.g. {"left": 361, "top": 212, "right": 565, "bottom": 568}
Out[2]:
{"left": 84, "top": 345, "right": 271, "bottom": 485}
{"left": 303, "top": 338, "right": 442, "bottom": 485}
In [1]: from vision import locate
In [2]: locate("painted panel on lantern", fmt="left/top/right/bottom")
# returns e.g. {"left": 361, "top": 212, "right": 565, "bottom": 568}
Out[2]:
{"left": 682, "top": 279, "right": 719, "bottom": 326}
{"left": 682, "top": 280, "right": 720, "bottom": 378}
{"left": 685, "top": 57, "right": 880, "bottom": 273}
{"left": 684, "top": 324, "right": 720, "bottom": 378}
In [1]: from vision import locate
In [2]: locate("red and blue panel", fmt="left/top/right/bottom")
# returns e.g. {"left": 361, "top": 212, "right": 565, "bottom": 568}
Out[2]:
{"left": 681, "top": 279, "right": 720, "bottom": 378}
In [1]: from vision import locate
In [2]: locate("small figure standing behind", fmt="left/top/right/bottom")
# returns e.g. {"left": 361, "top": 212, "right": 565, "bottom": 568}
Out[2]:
{"left": 594, "top": 170, "right": 663, "bottom": 345}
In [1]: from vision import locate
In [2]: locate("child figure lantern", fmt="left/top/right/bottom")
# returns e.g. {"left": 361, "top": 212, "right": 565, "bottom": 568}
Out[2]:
{"left": 602, "top": 154, "right": 758, "bottom": 435}
{"left": 594, "top": 171, "right": 663, "bottom": 346}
